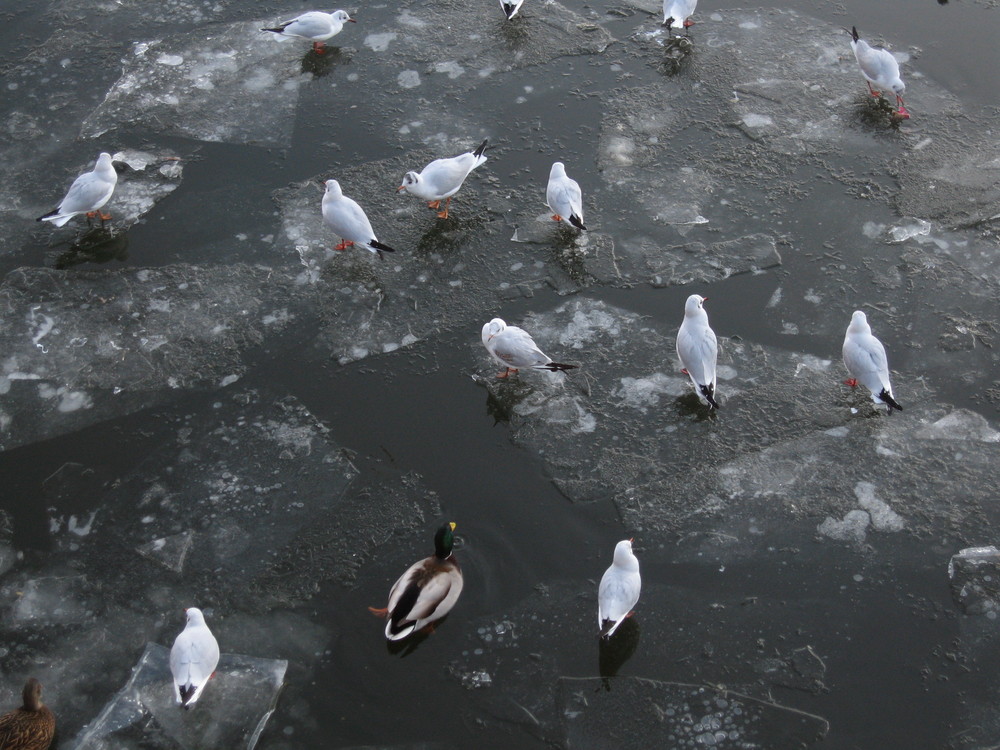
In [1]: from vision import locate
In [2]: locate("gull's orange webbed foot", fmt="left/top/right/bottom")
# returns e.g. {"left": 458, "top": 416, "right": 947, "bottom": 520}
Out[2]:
{"left": 437, "top": 209, "right": 449, "bottom": 219}
{"left": 552, "top": 214, "right": 562, "bottom": 222}
{"left": 368, "top": 606, "right": 389, "bottom": 618}
{"left": 334, "top": 240, "right": 354, "bottom": 251}
{"left": 427, "top": 200, "right": 440, "bottom": 210}
{"left": 100, "top": 212, "right": 112, "bottom": 221}
{"left": 496, "top": 368, "right": 517, "bottom": 379}
{"left": 844, "top": 378, "right": 858, "bottom": 387}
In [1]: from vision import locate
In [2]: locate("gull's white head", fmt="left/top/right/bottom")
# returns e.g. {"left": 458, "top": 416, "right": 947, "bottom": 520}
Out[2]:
{"left": 331, "top": 10, "right": 354, "bottom": 24}
{"left": 612, "top": 538, "right": 638, "bottom": 569}
{"left": 684, "top": 294, "right": 707, "bottom": 316}
{"left": 96, "top": 152, "right": 114, "bottom": 168}
{"left": 848, "top": 310, "right": 871, "bottom": 334}
{"left": 550, "top": 161, "right": 567, "bottom": 178}
{"left": 481, "top": 317, "right": 507, "bottom": 346}
{"left": 185, "top": 607, "right": 207, "bottom": 626}
{"left": 324, "top": 179, "right": 343, "bottom": 199}
{"left": 890, "top": 78, "right": 905, "bottom": 96}
{"left": 397, "top": 171, "right": 421, "bottom": 194}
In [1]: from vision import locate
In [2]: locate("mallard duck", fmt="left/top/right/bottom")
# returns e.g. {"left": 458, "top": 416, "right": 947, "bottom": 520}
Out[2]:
{"left": 0, "top": 678, "right": 56, "bottom": 750}
{"left": 598, "top": 539, "right": 641, "bottom": 638}
{"left": 369, "top": 522, "right": 464, "bottom": 640}
{"left": 170, "top": 607, "right": 220, "bottom": 709}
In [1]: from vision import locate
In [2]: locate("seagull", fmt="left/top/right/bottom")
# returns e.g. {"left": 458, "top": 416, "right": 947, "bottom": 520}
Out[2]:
{"left": 598, "top": 539, "right": 641, "bottom": 639}
{"left": 545, "top": 162, "right": 586, "bottom": 231}
{"left": 170, "top": 607, "right": 220, "bottom": 709}
{"left": 368, "top": 523, "right": 464, "bottom": 641}
{"left": 842, "top": 310, "right": 902, "bottom": 411}
{"left": 676, "top": 294, "right": 719, "bottom": 409}
{"left": 37, "top": 152, "right": 118, "bottom": 228}
{"left": 849, "top": 26, "right": 908, "bottom": 119}
{"left": 481, "top": 317, "right": 578, "bottom": 379}
{"left": 322, "top": 179, "right": 397, "bottom": 259}
{"left": 397, "top": 139, "right": 489, "bottom": 220}
{"left": 500, "top": 0, "right": 524, "bottom": 19}
{"left": 261, "top": 10, "right": 355, "bottom": 53}
{"left": 662, "top": 0, "right": 698, "bottom": 33}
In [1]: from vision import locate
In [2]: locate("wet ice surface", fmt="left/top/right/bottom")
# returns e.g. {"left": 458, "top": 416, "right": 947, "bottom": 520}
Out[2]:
{"left": 82, "top": 21, "right": 306, "bottom": 147}
{"left": 70, "top": 643, "right": 287, "bottom": 750}
{"left": 0, "top": 264, "right": 317, "bottom": 450}
{"left": 1, "top": 0, "right": 1000, "bottom": 747}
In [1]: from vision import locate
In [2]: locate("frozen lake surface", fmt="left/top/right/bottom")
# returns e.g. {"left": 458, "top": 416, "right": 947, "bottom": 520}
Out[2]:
{"left": 1, "top": 0, "right": 999, "bottom": 747}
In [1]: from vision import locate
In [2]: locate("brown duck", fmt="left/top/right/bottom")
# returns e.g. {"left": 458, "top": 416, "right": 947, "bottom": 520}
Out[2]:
{"left": 0, "top": 678, "right": 55, "bottom": 750}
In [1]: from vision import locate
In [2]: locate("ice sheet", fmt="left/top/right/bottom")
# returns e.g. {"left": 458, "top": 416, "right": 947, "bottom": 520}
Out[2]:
{"left": 82, "top": 21, "right": 305, "bottom": 146}
{"left": 69, "top": 642, "right": 287, "bottom": 750}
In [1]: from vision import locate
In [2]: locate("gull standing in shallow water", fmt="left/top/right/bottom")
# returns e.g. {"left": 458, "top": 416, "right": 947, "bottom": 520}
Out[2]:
{"left": 37, "top": 152, "right": 118, "bottom": 227}
{"left": 261, "top": 10, "right": 355, "bottom": 53}
{"left": 598, "top": 539, "right": 641, "bottom": 638}
{"left": 397, "top": 139, "right": 489, "bottom": 220}
{"left": 369, "top": 523, "right": 464, "bottom": 641}
{"left": 662, "top": 0, "right": 698, "bottom": 33}
{"left": 849, "top": 26, "right": 909, "bottom": 119}
{"left": 170, "top": 607, "right": 220, "bottom": 709}
{"left": 500, "top": 0, "right": 524, "bottom": 20}
{"left": 842, "top": 310, "right": 903, "bottom": 411}
{"left": 545, "top": 162, "right": 586, "bottom": 231}
{"left": 676, "top": 294, "right": 719, "bottom": 409}
{"left": 322, "top": 179, "right": 396, "bottom": 259}
{"left": 481, "top": 317, "right": 578, "bottom": 379}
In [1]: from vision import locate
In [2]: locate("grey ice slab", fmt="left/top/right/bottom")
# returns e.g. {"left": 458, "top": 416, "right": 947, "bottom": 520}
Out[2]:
{"left": 651, "top": 405, "right": 1000, "bottom": 557}
{"left": 357, "top": 0, "right": 612, "bottom": 95}
{"left": 0, "top": 263, "right": 317, "bottom": 451}
{"left": 73, "top": 390, "right": 357, "bottom": 608}
{"left": 82, "top": 20, "right": 306, "bottom": 146}
{"left": 472, "top": 297, "right": 857, "bottom": 507}
{"left": 69, "top": 642, "right": 286, "bottom": 750}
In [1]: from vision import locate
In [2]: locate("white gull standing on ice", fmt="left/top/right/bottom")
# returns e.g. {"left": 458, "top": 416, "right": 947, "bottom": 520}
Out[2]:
{"left": 662, "top": 0, "right": 698, "bottom": 32}
{"left": 842, "top": 310, "right": 903, "bottom": 411}
{"left": 545, "top": 162, "right": 586, "bottom": 231}
{"left": 849, "top": 26, "right": 909, "bottom": 118}
{"left": 500, "top": 0, "right": 524, "bottom": 20}
{"left": 676, "top": 294, "right": 719, "bottom": 409}
{"left": 481, "top": 318, "right": 578, "bottom": 379}
{"left": 37, "top": 152, "right": 118, "bottom": 227}
{"left": 170, "top": 607, "right": 220, "bottom": 709}
{"left": 261, "top": 10, "right": 355, "bottom": 53}
{"left": 598, "top": 539, "right": 641, "bottom": 638}
{"left": 322, "top": 179, "right": 397, "bottom": 259}
{"left": 397, "top": 140, "right": 489, "bottom": 220}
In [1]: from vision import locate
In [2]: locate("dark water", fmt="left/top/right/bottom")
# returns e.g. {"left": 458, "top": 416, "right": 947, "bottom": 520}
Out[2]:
{"left": 1, "top": 0, "right": 999, "bottom": 748}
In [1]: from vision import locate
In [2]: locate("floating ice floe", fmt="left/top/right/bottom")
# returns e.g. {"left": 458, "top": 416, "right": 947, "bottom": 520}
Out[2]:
{"left": 0, "top": 264, "right": 317, "bottom": 450}
{"left": 82, "top": 21, "right": 306, "bottom": 147}
{"left": 69, "top": 643, "right": 287, "bottom": 750}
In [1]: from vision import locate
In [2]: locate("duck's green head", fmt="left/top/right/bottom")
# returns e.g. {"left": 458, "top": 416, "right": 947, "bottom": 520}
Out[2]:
{"left": 434, "top": 522, "right": 457, "bottom": 559}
